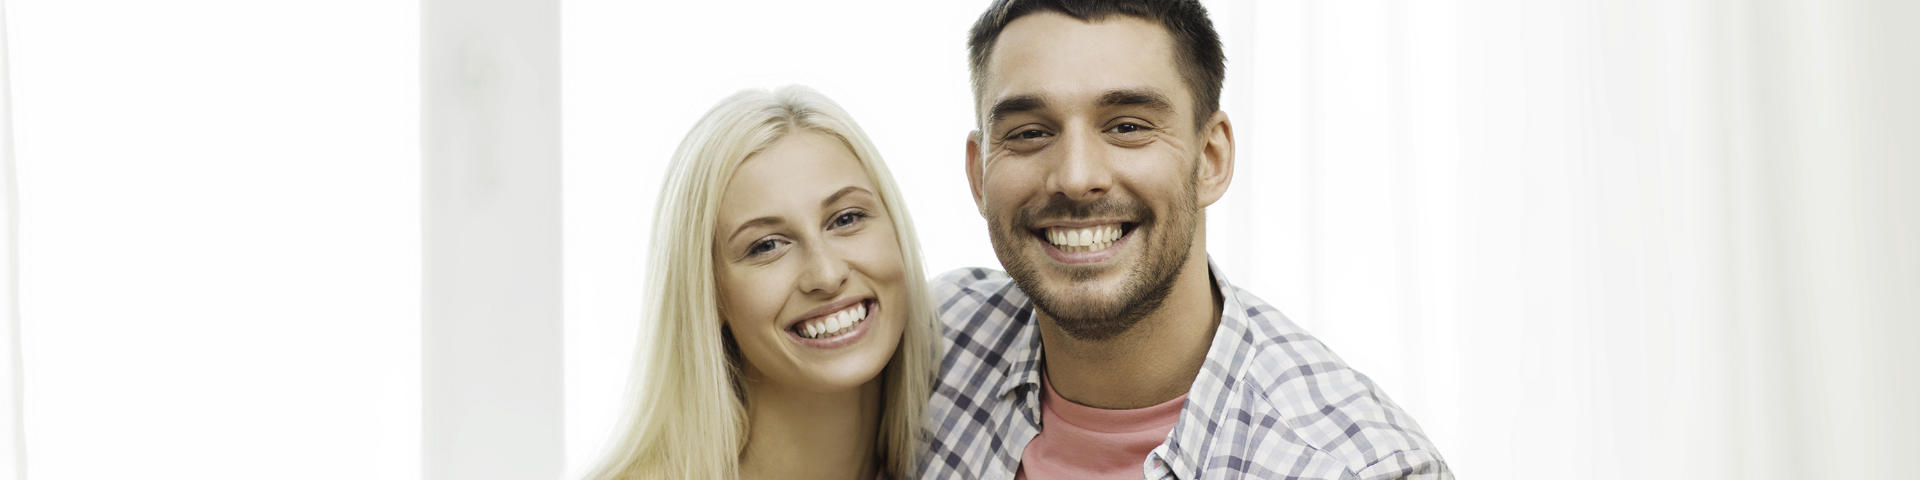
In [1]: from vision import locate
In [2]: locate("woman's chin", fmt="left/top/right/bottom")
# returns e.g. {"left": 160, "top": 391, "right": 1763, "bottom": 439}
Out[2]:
{"left": 789, "top": 344, "right": 896, "bottom": 393}
{"left": 778, "top": 310, "right": 903, "bottom": 392}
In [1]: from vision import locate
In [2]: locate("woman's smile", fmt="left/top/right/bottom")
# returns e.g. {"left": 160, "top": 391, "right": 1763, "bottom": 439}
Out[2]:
{"left": 787, "top": 298, "right": 879, "bottom": 348}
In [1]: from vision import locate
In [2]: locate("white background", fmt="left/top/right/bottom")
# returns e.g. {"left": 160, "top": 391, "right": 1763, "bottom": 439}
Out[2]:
{"left": 3, "top": 0, "right": 1914, "bottom": 479}
{"left": 10, "top": 1, "right": 419, "bottom": 478}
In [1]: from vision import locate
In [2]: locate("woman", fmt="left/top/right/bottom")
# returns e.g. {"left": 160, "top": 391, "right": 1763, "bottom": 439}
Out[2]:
{"left": 585, "top": 86, "right": 937, "bottom": 479}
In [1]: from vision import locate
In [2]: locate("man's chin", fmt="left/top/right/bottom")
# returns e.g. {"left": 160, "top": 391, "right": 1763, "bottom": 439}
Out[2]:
{"left": 1026, "top": 270, "right": 1135, "bottom": 309}
{"left": 1032, "top": 260, "right": 1127, "bottom": 287}
{"left": 1028, "top": 286, "right": 1144, "bottom": 340}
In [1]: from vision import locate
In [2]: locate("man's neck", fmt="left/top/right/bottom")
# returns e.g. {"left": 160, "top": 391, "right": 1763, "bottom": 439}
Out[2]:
{"left": 737, "top": 374, "right": 883, "bottom": 480}
{"left": 1036, "top": 251, "right": 1224, "bottom": 410}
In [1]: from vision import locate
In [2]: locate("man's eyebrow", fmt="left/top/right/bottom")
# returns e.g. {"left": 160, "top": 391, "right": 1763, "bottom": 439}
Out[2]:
{"left": 1098, "top": 88, "right": 1175, "bottom": 113}
{"left": 726, "top": 217, "right": 781, "bottom": 244}
{"left": 987, "top": 95, "right": 1047, "bottom": 126}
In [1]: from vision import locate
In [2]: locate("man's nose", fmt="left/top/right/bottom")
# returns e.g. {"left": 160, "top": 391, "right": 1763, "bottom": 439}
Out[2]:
{"left": 1047, "top": 128, "right": 1113, "bottom": 202}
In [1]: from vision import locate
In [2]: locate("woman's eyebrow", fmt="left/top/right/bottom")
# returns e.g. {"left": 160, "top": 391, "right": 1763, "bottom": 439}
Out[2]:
{"left": 725, "top": 187, "right": 874, "bottom": 243}
{"left": 726, "top": 216, "right": 782, "bottom": 244}
{"left": 820, "top": 185, "right": 873, "bottom": 209}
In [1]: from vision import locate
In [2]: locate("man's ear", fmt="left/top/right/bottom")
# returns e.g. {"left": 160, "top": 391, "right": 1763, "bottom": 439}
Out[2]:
{"left": 1197, "top": 111, "right": 1236, "bottom": 208}
{"left": 966, "top": 131, "right": 987, "bottom": 218}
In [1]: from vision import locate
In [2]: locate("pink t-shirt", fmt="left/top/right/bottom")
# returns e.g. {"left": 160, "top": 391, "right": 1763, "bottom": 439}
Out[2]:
{"left": 1015, "top": 371, "right": 1187, "bottom": 479}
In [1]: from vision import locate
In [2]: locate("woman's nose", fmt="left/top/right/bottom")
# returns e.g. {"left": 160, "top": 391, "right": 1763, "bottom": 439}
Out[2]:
{"left": 795, "top": 244, "right": 849, "bottom": 295}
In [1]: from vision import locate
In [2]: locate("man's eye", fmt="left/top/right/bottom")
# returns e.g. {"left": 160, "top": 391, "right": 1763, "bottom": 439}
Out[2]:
{"left": 1011, "top": 129, "right": 1050, "bottom": 140}
{"left": 1108, "top": 123, "right": 1150, "bottom": 135}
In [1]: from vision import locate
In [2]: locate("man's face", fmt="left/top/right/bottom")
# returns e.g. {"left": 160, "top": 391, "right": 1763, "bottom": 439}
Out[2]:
{"left": 968, "top": 12, "right": 1213, "bottom": 340}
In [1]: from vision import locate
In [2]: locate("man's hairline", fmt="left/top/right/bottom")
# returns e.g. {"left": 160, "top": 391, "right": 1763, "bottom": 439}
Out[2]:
{"left": 969, "top": 21, "right": 1214, "bottom": 138}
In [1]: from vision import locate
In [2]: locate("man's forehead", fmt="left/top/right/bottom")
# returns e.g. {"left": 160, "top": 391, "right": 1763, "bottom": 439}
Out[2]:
{"left": 979, "top": 12, "right": 1186, "bottom": 114}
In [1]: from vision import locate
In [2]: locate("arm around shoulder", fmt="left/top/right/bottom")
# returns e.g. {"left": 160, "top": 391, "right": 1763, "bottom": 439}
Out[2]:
{"left": 1352, "top": 449, "right": 1451, "bottom": 480}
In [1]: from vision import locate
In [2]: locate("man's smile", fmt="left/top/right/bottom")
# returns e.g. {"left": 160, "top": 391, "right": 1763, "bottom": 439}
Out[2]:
{"left": 1028, "top": 221, "right": 1140, "bottom": 264}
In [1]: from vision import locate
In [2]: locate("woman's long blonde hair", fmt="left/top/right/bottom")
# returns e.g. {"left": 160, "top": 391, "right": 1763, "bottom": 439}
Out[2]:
{"left": 585, "top": 86, "right": 937, "bottom": 479}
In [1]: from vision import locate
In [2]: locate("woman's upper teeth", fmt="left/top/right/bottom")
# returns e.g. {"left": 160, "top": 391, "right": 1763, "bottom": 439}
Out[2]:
{"left": 799, "top": 301, "right": 867, "bottom": 338}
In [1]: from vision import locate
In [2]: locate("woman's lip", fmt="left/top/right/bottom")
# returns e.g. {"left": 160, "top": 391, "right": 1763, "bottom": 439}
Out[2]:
{"left": 788, "top": 299, "right": 878, "bottom": 349}
{"left": 1039, "top": 226, "right": 1133, "bottom": 265}
{"left": 782, "top": 296, "right": 872, "bottom": 330}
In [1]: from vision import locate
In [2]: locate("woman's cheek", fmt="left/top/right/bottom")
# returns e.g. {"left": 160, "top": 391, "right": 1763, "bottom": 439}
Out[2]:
{"left": 853, "top": 230, "right": 905, "bottom": 282}
{"left": 720, "top": 266, "right": 784, "bottom": 329}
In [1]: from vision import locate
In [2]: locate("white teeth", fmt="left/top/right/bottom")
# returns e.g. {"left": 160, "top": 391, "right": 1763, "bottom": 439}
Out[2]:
{"left": 1045, "top": 224, "right": 1123, "bottom": 252}
{"left": 796, "top": 301, "right": 869, "bottom": 339}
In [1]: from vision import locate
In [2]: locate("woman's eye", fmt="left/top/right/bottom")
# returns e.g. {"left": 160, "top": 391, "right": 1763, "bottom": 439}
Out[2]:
{"left": 746, "top": 239, "right": 785, "bottom": 257}
{"left": 830, "top": 211, "right": 868, "bottom": 229}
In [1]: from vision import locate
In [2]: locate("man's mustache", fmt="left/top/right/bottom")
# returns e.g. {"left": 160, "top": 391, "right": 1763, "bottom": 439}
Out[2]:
{"left": 1012, "top": 195, "right": 1154, "bottom": 229}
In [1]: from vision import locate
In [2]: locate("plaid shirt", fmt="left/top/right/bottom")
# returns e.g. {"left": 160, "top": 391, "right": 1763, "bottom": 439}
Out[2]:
{"left": 918, "top": 260, "right": 1450, "bottom": 479}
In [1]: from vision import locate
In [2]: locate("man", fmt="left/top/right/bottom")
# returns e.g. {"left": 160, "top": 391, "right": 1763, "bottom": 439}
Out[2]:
{"left": 920, "top": 1, "right": 1451, "bottom": 478}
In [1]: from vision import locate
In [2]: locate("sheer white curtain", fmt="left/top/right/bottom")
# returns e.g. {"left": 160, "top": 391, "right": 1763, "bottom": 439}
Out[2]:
{"left": 0, "top": 2, "right": 24, "bottom": 478}
{"left": 423, "top": 0, "right": 563, "bottom": 478}
{"left": 1207, "top": 0, "right": 1920, "bottom": 477}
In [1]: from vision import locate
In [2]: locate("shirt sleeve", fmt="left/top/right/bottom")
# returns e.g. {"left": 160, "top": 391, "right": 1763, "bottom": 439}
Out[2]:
{"left": 1351, "top": 449, "right": 1452, "bottom": 480}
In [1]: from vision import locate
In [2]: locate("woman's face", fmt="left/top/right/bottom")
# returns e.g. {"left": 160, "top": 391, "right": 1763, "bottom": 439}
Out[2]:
{"left": 714, "top": 131, "right": 908, "bottom": 394}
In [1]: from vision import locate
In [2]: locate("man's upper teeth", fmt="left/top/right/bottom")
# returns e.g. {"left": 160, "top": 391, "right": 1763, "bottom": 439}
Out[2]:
{"left": 1047, "top": 224, "right": 1121, "bottom": 247}
{"left": 800, "top": 301, "right": 867, "bottom": 338}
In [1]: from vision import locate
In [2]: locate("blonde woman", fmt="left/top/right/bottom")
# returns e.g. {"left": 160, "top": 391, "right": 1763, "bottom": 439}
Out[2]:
{"left": 585, "top": 86, "right": 937, "bottom": 479}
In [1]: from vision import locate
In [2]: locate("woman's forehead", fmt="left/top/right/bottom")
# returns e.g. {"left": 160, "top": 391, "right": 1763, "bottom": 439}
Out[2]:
{"left": 718, "top": 132, "right": 877, "bottom": 224}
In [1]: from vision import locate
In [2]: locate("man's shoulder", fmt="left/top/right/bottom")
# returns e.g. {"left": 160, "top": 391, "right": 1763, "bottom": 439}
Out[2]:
{"left": 930, "top": 267, "right": 1027, "bottom": 332}
{"left": 1200, "top": 286, "right": 1450, "bottom": 477}
{"left": 919, "top": 267, "right": 1036, "bottom": 479}
{"left": 928, "top": 266, "right": 1033, "bottom": 372}
{"left": 932, "top": 267, "right": 1017, "bottom": 301}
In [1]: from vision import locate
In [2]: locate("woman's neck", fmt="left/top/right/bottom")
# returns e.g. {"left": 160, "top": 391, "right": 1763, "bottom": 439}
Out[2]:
{"left": 737, "top": 374, "right": 884, "bottom": 480}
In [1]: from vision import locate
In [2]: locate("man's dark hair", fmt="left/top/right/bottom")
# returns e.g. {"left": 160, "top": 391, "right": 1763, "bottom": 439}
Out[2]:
{"left": 967, "top": 0, "right": 1226, "bottom": 129}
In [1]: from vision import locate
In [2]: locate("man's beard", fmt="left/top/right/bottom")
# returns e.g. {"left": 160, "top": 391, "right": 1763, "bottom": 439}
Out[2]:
{"left": 985, "top": 165, "right": 1200, "bottom": 341}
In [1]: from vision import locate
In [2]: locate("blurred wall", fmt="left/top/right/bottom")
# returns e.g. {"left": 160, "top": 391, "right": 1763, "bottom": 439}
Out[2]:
{"left": 1203, "top": 0, "right": 1919, "bottom": 477}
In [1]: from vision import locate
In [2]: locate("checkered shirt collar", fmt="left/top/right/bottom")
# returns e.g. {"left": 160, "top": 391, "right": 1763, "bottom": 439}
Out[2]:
{"left": 985, "top": 258, "right": 1249, "bottom": 474}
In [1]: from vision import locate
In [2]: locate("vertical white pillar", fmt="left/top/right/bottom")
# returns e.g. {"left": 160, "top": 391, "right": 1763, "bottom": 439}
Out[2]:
{"left": 422, "top": 0, "right": 562, "bottom": 479}
{"left": 0, "top": 3, "right": 24, "bottom": 478}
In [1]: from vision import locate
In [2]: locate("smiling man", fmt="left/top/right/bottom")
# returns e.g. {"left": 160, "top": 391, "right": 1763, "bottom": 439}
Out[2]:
{"left": 920, "top": 1, "right": 1450, "bottom": 479}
